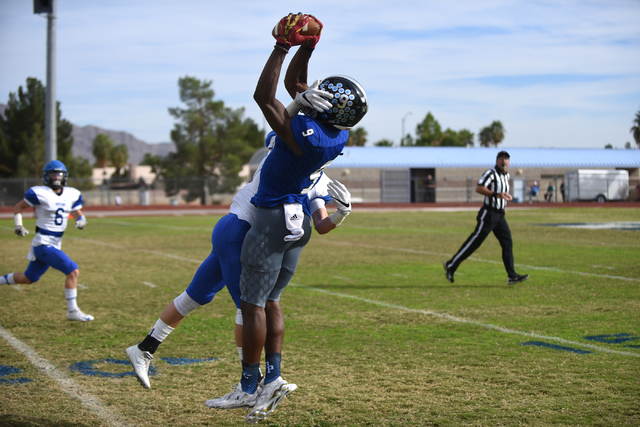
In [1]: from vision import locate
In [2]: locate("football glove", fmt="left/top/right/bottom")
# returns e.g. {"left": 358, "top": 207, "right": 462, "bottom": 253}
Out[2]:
{"left": 328, "top": 179, "right": 352, "bottom": 227}
{"left": 14, "top": 213, "right": 29, "bottom": 237}
{"left": 273, "top": 13, "right": 315, "bottom": 48}
{"left": 301, "top": 15, "right": 323, "bottom": 49}
{"left": 75, "top": 216, "right": 87, "bottom": 230}
{"left": 295, "top": 79, "right": 333, "bottom": 112}
{"left": 15, "top": 225, "right": 29, "bottom": 237}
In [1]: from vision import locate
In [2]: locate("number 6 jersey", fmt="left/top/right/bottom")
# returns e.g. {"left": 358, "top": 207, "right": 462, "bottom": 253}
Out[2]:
{"left": 23, "top": 185, "right": 83, "bottom": 249}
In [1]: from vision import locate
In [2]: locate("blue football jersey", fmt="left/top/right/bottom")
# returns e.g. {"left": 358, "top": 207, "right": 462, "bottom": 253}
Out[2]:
{"left": 251, "top": 115, "right": 348, "bottom": 215}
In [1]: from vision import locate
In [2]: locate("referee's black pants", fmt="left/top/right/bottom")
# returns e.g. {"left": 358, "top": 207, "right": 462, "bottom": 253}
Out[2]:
{"left": 445, "top": 206, "right": 517, "bottom": 278}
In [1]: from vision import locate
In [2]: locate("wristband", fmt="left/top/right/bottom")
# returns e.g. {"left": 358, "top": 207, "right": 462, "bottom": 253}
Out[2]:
{"left": 14, "top": 213, "right": 23, "bottom": 227}
{"left": 77, "top": 215, "right": 86, "bottom": 222}
{"left": 328, "top": 210, "right": 349, "bottom": 227}
{"left": 492, "top": 191, "right": 499, "bottom": 198}
{"left": 274, "top": 43, "right": 290, "bottom": 53}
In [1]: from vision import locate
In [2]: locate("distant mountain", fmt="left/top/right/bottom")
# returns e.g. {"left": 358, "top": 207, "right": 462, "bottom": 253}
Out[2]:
{"left": 0, "top": 103, "right": 174, "bottom": 165}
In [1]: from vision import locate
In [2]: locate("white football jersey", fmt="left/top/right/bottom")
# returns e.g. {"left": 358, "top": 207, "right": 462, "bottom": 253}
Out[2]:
{"left": 23, "top": 185, "right": 83, "bottom": 249}
{"left": 229, "top": 149, "right": 332, "bottom": 225}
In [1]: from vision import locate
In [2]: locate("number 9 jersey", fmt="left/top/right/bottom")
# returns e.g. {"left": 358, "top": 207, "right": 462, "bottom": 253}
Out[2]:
{"left": 23, "top": 185, "right": 83, "bottom": 249}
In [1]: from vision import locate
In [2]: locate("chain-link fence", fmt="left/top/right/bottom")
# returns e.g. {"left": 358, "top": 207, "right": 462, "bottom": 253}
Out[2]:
{"left": 1, "top": 175, "right": 637, "bottom": 207}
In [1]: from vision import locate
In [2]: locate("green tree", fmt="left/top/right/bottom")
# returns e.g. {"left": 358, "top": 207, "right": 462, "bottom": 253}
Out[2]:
{"left": 346, "top": 127, "right": 367, "bottom": 146}
{"left": 165, "top": 76, "right": 262, "bottom": 204}
{"left": 631, "top": 107, "right": 640, "bottom": 148}
{"left": 414, "top": 112, "right": 442, "bottom": 146}
{"left": 92, "top": 134, "right": 114, "bottom": 168}
{"left": 0, "top": 77, "right": 84, "bottom": 178}
{"left": 111, "top": 144, "right": 129, "bottom": 177}
{"left": 140, "top": 153, "right": 166, "bottom": 175}
{"left": 374, "top": 139, "right": 394, "bottom": 146}
{"left": 478, "top": 121, "right": 505, "bottom": 147}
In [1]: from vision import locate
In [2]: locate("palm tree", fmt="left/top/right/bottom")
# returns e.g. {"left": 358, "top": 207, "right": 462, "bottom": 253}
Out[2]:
{"left": 489, "top": 121, "right": 505, "bottom": 146}
{"left": 631, "top": 107, "right": 640, "bottom": 148}
{"left": 478, "top": 126, "right": 492, "bottom": 147}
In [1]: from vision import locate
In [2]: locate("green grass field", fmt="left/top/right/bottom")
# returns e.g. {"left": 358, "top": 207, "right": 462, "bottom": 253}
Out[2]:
{"left": 1, "top": 208, "right": 639, "bottom": 426}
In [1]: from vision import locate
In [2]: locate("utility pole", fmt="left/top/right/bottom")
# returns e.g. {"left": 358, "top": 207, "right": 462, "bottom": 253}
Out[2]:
{"left": 34, "top": 0, "right": 57, "bottom": 163}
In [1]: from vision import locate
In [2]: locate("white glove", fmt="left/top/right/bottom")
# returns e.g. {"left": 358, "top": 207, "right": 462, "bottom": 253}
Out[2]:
{"left": 75, "top": 216, "right": 87, "bottom": 230}
{"left": 328, "top": 179, "right": 352, "bottom": 226}
{"left": 14, "top": 213, "right": 29, "bottom": 237}
{"left": 15, "top": 225, "right": 29, "bottom": 237}
{"left": 295, "top": 79, "right": 333, "bottom": 112}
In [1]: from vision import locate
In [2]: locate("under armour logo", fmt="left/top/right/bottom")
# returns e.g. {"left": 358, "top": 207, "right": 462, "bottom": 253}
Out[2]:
{"left": 289, "top": 214, "right": 300, "bottom": 221}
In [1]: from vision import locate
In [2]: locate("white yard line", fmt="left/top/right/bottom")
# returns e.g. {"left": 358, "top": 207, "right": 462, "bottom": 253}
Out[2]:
{"left": 290, "top": 283, "right": 640, "bottom": 358}
{"left": 141, "top": 281, "right": 157, "bottom": 288}
{"left": 318, "top": 240, "right": 640, "bottom": 282}
{"left": 0, "top": 326, "right": 132, "bottom": 427}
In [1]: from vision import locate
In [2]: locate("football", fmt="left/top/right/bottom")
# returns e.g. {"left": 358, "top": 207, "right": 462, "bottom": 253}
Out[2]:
{"left": 272, "top": 15, "right": 321, "bottom": 38}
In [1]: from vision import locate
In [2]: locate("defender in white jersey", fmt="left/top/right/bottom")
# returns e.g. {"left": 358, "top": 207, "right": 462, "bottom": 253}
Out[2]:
{"left": 0, "top": 160, "right": 94, "bottom": 322}
{"left": 126, "top": 116, "right": 351, "bottom": 390}
{"left": 443, "top": 151, "right": 529, "bottom": 285}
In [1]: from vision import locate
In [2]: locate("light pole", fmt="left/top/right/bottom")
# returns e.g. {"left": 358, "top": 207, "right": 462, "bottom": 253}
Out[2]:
{"left": 401, "top": 112, "right": 412, "bottom": 146}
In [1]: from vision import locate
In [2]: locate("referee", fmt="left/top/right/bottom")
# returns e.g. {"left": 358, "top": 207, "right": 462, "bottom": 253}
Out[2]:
{"left": 443, "top": 151, "right": 529, "bottom": 285}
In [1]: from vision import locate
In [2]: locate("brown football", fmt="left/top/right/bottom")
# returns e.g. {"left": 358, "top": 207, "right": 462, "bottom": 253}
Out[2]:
{"left": 272, "top": 15, "right": 321, "bottom": 38}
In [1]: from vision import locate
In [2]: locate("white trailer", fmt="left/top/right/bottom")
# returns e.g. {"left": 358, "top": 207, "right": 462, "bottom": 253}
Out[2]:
{"left": 564, "top": 169, "right": 629, "bottom": 203}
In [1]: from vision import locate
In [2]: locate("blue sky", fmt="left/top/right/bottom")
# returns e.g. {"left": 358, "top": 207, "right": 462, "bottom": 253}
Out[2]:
{"left": 1, "top": 0, "right": 639, "bottom": 149}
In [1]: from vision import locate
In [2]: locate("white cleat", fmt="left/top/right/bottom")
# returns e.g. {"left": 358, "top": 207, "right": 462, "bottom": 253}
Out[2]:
{"left": 246, "top": 376, "right": 297, "bottom": 424}
{"left": 125, "top": 345, "right": 153, "bottom": 389}
{"left": 66, "top": 309, "right": 94, "bottom": 322}
{"left": 206, "top": 382, "right": 259, "bottom": 409}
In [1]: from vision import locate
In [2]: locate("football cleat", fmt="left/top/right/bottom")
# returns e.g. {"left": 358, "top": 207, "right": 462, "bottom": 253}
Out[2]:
{"left": 246, "top": 376, "right": 297, "bottom": 424}
{"left": 508, "top": 274, "right": 530, "bottom": 285}
{"left": 66, "top": 309, "right": 94, "bottom": 322}
{"left": 205, "top": 382, "right": 259, "bottom": 410}
{"left": 125, "top": 345, "right": 153, "bottom": 389}
{"left": 443, "top": 261, "right": 454, "bottom": 283}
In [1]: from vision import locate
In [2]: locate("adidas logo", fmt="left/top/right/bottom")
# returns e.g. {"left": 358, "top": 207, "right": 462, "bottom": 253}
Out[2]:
{"left": 289, "top": 214, "right": 300, "bottom": 221}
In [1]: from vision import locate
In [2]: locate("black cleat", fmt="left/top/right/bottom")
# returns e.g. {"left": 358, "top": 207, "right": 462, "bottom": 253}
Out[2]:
{"left": 443, "top": 261, "right": 454, "bottom": 283}
{"left": 508, "top": 274, "right": 530, "bottom": 285}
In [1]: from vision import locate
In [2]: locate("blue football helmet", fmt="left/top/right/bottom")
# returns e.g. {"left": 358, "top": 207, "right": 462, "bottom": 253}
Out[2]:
{"left": 302, "top": 75, "right": 368, "bottom": 130}
{"left": 43, "top": 160, "right": 68, "bottom": 189}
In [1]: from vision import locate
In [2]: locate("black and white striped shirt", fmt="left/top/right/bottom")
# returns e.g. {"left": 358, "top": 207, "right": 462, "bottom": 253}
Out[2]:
{"left": 478, "top": 167, "right": 510, "bottom": 211}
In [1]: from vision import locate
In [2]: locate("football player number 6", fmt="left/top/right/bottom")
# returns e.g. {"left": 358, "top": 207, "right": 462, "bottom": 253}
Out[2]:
{"left": 54, "top": 208, "right": 65, "bottom": 225}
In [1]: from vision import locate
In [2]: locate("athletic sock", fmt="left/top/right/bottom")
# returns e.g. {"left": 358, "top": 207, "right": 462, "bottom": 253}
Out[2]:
{"left": 240, "top": 361, "right": 260, "bottom": 394}
{"left": 264, "top": 353, "right": 282, "bottom": 384}
{"left": 138, "top": 318, "right": 174, "bottom": 354}
{"left": 0, "top": 273, "right": 15, "bottom": 285}
{"left": 237, "top": 347, "right": 243, "bottom": 362}
{"left": 65, "top": 288, "right": 79, "bottom": 312}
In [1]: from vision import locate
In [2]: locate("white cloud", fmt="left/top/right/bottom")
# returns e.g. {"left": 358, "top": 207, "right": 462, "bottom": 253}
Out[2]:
{"left": 1, "top": 0, "right": 639, "bottom": 149}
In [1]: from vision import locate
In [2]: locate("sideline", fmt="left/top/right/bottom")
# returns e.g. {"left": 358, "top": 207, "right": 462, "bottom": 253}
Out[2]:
{"left": 289, "top": 284, "right": 640, "bottom": 358}
{"left": 0, "top": 326, "right": 132, "bottom": 427}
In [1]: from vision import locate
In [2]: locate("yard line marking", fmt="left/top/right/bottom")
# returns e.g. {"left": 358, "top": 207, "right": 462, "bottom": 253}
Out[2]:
{"left": 290, "top": 283, "right": 640, "bottom": 358}
{"left": 318, "top": 240, "right": 640, "bottom": 282}
{"left": 0, "top": 326, "right": 132, "bottom": 427}
{"left": 391, "top": 273, "right": 408, "bottom": 278}
{"left": 77, "top": 283, "right": 88, "bottom": 289}
{"left": 11, "top": 285, "right": 23, "bottom": 291}
{"left": 333, "top": 275, "right": 352, "bottom": 281}
{"left": 142, "top": 281, "right": 157, "bottom": 288}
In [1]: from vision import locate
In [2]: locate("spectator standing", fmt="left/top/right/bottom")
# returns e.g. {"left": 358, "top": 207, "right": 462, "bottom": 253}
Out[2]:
{"left": 529, "top": 181, "right": 539, "bottom": 203}
{"left": 423, "top": 174, "right": 436, "bottom": 202}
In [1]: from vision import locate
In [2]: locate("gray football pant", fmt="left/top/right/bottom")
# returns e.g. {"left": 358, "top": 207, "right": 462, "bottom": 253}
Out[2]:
{"left": 239, "top": 205, "right": 312, "bottom": 308}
